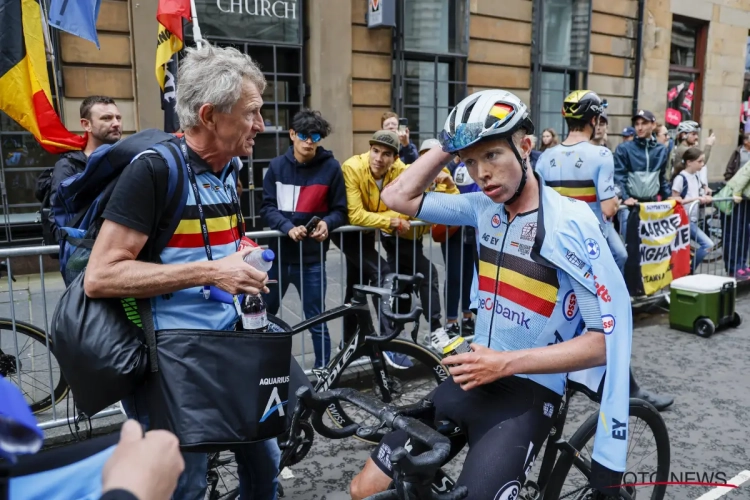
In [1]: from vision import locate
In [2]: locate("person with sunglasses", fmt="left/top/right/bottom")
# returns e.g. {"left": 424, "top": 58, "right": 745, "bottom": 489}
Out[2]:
{"left": 260, "top": 109, "right": 348, "bottom": 368}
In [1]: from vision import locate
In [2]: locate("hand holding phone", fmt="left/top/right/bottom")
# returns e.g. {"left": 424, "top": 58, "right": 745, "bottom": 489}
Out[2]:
{"left": 398, "top": 117, "right": 408, "bottom": 133}
{"left": 304, "top": 216, "right": 322, "bottom": 236}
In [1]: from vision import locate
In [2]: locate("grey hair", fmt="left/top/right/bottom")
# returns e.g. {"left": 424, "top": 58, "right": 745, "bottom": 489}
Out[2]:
{"left": 176, "top": 43, "right": 267, "bottom": 130}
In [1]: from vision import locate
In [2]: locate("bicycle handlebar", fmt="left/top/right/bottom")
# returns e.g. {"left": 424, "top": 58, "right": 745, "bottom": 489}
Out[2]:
{"left": 295, "top": 386, "right": 468, "bottom": 500}
{"left": 353, "top": 273, "right": 424, "bottom": 344}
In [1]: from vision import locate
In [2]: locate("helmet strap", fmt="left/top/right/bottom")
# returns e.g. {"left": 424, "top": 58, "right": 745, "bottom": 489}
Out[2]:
{"left": 504, "top": 138, "right": 527, "bottom": 206}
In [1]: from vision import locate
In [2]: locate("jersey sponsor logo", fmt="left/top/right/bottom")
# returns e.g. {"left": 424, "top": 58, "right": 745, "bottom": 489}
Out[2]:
{"left": 612, "top": 417, "right": 627, "bottom": 440}
{"left": 494, "top": 480, "right": 521, "bottom": 500}
{"left": 520, "top": 222, "right": 537, "bottom": 241}
{"left": 602, "top": 314, "right": 616, "bottom": 334}
{"left": 543, "top": 402, "right": 555, "bottom": 418}
{"left": 565, "top": 250, "right": 586, "bottom": 269}
{"left": 260, "top": 386, "right": 286, "bottom": 422}
{"left": 377, "top": 443, "right": 393, "bottom": 470}
{"left": 482, "top": 233, "right": 503, "bottom": 245}
{"left": 562, "top": 290, "right": 578, "bottom": 320}
{"left": 478, "top": 247, "right": 559, "bottom": 318}
{"left": 547, "top": 330, "right": 564, "bottom": 345}
{"left": 593, "top": 275, "right": 612, "bottom": 302}
{"left": 583, "top": 267, "right": 592, "bottom": 279}
{"left": 517, "top": 242, "right": 532, "bottom": 256}
{"left": 479, "top": 298, "right": 531, "bottom": 329}
{"left": 585, "top": 238, "right": 600, "bottom": 259}
{"left": 600, "top": 149, "right": 610, "bottom": 157}
{"left": 575, "top": 157, "right": 583, "bottom": 168}
{"left": 491, "top": 213, "right": 502, "bottom": 228}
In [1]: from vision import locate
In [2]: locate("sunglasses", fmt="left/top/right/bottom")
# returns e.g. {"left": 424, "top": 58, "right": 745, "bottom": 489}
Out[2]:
{"left": 296, "top": 132, "right": 322, "bottom": 143}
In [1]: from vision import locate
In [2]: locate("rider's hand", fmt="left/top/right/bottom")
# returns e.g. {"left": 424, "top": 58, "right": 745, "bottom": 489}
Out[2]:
{"left": 310, "top": 220, "right": 329, "bottom": 242}
{"left": 623, "top": 198, "right": 637, "bottom": 207}
{"left": 706, "top": 133, "right": 716, "bottom": 147}
{"left": 288, "top": 225, "right": 308, "bottom": 242}
{"left": 211, "top": 247, "right": 269, "bottom": 295}
{"left": 102, "top": 420, "right": 184, "bottom": 500}
{"left": 442, "top": 343, "right": 511, "bottom": 391}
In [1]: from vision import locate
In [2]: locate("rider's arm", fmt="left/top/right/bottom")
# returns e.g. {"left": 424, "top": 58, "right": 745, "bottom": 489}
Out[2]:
{"left": 504, "top": 280, "right": 606, "bottom": 375}
{"left": 597, "top": 150, "right": 619, "bottom": 219}
{"left": 381, "top": 147, "right": 454, "bottom": 216}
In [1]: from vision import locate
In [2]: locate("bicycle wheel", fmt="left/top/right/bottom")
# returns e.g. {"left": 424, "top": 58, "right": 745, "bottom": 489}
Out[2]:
{"left": 326, "top": 338, "right": 448, "bottom": 444}
{"left": 544, "top": 398, "right": 670, "bottom": 500}
{"left": 205, "top": 451, "right": 240, "bottom": 500}
{"left": 0, "top": 319, "right": 69, "bottom": 414}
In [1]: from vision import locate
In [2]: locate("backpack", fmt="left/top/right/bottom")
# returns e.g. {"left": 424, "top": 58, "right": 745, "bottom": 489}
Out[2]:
{"left": 35, "top": 168, "right": 58, "bottom": 248}
{"left": 678, "top": 172, "right": 689, "bottom": 199}
{"left": 52, "top": 129, "right": 189, "bottom": 285}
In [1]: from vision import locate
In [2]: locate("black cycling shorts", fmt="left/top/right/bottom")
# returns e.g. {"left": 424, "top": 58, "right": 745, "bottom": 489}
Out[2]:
{"left": 370, "top": 376, "right": 562, "bottom": 500}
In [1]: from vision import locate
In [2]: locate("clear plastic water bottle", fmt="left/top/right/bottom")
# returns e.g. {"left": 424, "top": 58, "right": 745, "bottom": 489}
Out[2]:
{"left": 241, "top": 294, "right": 268, "bottom": 332}
{"left": 244, "top": 248, "right": 275, "bottom": 271}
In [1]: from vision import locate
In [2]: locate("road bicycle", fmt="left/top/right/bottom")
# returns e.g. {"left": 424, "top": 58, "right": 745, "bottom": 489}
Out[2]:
{"left": 205, "top": 273, "right": 448, "bottom": 499}
{"left": 291, "top": 381, "right": 671, "bottom": 500}
{"left": 0, "top": 261, "right": 69, "bottom": 414}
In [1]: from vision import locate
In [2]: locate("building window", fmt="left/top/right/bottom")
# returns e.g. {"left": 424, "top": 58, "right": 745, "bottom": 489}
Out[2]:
{"left": 393, "top": 0, "right": 469, "bottom": 147}
{"left": 665, "top": 16, "right": 707, "bottom": 130}
{"left": 531, "top": 0, "right": 592, "bottom": 138}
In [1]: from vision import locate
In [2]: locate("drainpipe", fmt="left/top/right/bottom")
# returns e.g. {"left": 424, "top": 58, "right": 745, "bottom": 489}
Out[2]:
{"left": 632, "top": 0, "right": 646, "bottom": 116}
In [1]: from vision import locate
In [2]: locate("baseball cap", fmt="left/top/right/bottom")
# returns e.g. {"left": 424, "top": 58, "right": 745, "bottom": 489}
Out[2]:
{"left": 369, "top": 130, "right": 400, "bottom": 153}
{"left": 632, "top": 109, "right": 656, "bottom": 123}
{"left": 419, "top": 138, "right": 441, "bottom": 154}
{"left": 622, "top": 127, "right": 635, "bottom": 137}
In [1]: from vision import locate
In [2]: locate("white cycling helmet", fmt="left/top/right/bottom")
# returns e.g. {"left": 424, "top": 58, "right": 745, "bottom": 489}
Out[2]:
{"left": 676, "top": 121, "right": 700, "bottom": 134}
{"left": 438, "top": 89, "right": 534, "bottom": 204}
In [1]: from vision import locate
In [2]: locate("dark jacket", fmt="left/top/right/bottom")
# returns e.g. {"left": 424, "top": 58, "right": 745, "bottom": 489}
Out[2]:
{"left": 399, "top": 142, "right": 418, "bottom": 164}
{"left": 724, "top": 146, "right": 750, "bottom": 181}
{"left": 45, "top": 151, "right": 87, "bottom": 241}
{"left": 614, "top": 135, "right": 670, "bottom": 201}
{"left": 261, "top": 146, "right": 348, "bottom": 263}
{"left": 530, "top": 149, "right": 542, "bottom": 170}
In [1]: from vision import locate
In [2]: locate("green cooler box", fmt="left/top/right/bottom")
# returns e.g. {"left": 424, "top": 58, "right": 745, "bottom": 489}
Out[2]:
{"left": 670, "top": 275, "right": 742, "bottom": 337}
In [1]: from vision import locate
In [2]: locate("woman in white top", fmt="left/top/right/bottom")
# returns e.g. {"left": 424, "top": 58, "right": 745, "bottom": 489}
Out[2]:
{"left": 671, "top": 147, "right": 714, "bottom": 272}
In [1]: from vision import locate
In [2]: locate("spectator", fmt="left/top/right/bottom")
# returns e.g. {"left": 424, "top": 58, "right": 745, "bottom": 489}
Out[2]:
{"left": 674, "top": 120, "right": 715, "bottom": 189}
{"left": 670, "top": 147, "right": 714, "bottom": 272}
{"left": 260, "top": 109, "right": 347, "bottom": 368}
{"left": 84, "top": 44, "right": 278, "bottom": 499}
{"left": 44, "top": 96, "right": 122, "bottom": 243}
{"left": 381, "top": 111, "right": 418, "bottom": 164}
{"left": 655, "top": 123, "right": 675, "bottom": 179}
{"left": 419, "top": 140, "right": 475, "bottom": 338}
{"left": 341, "top": 131, "right": 456, "bottom": 363}
{"left": 723, "top": 132, "right": 750, "bottom": 182}
{"left": 590, "top": 108, "right": 609, "bottom": 148}
{"left": 527, "top": 134, "right": 542, "bottom": 169}
{"left": 614, "top": 110, "right": 670, "bottom": 236}
{"left": 621, "top": 127, "right": 635, "bottom": 142}
{"left": 539, "top": 128, "right": 559, "bottom": 152}
{"left": 721, "top": 155, "right": 750, "bottom": 279}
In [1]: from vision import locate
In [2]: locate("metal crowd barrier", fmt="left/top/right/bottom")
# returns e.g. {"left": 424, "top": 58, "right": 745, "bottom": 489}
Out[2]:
{"left": 1, "top": 201, "right": 746, "bottom": 432}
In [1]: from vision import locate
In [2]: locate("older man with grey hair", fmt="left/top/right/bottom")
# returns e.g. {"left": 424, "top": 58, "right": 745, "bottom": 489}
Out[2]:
{"left": 85, "top": 43, "right": 279, "bottom": 499}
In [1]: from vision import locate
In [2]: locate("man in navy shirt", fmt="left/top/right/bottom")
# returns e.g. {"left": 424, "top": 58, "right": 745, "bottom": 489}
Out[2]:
{"left": 261, "top": 109, "right": 348, "bottom": 368}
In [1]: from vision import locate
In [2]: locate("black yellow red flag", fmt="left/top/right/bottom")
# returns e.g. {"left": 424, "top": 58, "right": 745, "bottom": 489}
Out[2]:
{"left": 156, "top": 0, "right": 190, "bottom": 90}
{"left": 0, "top": 0, "right": 86, "bottom": 153}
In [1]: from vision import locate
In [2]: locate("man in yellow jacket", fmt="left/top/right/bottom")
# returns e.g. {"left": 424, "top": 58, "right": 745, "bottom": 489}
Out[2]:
{"left": 341, "top": 131, "right": 458, "bottom": 365}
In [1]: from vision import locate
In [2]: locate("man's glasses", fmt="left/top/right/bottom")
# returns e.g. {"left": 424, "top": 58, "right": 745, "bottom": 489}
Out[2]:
{"left": 296, "top": 132, "right": 322, "bottom": 143}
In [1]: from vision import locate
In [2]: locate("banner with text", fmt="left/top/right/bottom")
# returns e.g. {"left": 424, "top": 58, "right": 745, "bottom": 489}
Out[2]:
{"left": 624, "top": 201, "right": 691, "bottom": 296}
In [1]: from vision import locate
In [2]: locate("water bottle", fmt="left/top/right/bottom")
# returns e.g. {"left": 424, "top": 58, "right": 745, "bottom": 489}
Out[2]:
{"left": 242, "top": 293, "right": 268, "bottom": 332}
{"left": 442, "top": 337, "right": 471, "bottom": 358}
{"left": 244, "top": 248, "right": 275, "bottom": 272}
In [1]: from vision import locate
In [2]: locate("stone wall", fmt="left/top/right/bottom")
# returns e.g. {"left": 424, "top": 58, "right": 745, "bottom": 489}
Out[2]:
{"left": 641, "top": 0, "right": 750, "bottom": 180}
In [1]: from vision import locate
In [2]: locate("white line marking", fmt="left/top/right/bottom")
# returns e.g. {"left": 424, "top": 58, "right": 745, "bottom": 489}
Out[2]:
{"left": 694, "top": 470, "right": 750, "bottom": 500}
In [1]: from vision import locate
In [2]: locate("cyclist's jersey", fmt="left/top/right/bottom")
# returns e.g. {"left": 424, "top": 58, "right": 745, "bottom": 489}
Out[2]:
{"left": 417, "top": 192, "right": 600, "bottom": 395}
{"left": 536, "top": 141, "right": 615, "bottom": 226}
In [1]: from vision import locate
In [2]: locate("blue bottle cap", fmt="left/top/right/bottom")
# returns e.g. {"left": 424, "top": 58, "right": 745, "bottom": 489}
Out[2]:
{"left": 262, "top": 249, "right": 275, "bottom": 262}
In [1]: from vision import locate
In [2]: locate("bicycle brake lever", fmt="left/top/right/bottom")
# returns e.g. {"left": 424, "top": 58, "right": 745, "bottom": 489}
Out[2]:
{"left": 432, "top": 486, "right": 469, "bottom": 500}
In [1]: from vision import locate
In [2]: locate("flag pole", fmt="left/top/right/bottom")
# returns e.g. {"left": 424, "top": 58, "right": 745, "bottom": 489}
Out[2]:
{"left": 37, "top": 1, "right": 64, "bottom": 118}
{"left": 189, "top": 0, "right": 204, "bottom": 48}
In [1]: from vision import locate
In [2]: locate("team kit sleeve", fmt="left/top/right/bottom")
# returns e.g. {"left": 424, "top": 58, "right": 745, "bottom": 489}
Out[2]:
{"left": 596, "top": 151, "right": 616, "bottom": 201}
{"left": 415, "top": 191, "right": 482, "bottom": 228}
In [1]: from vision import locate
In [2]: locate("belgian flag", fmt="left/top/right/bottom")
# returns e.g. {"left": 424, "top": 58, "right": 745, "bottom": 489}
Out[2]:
{"left": 0, "top": 0, "right": 86, "bottom": 153}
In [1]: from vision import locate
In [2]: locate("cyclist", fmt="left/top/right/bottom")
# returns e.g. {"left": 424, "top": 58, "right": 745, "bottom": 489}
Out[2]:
{"left": 537, "top": 90, "right": 674, "bottom": 412}
{"left": 349, "top": 89, "right": 632, "bottom": 500}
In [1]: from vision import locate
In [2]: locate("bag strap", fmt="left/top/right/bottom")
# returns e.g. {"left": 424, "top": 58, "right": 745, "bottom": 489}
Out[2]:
{"left": 137, "top": 299, "right": 159, "bottom": 373}
{"left": 151, "top": 142, "right": 189, "bottom": 257}
{"left": 679, "top": 172, "right": 688, "bottom": 199}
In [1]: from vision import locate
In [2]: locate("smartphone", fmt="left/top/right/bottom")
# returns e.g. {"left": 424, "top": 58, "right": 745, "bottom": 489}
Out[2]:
{"left": 398, "top": 117, "right": 408, "bottom": 132}
{"left": 304, "top": 216, "right": 321, "bottom": 236}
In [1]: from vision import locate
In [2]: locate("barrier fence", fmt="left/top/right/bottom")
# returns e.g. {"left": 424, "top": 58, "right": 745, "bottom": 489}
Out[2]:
{"left": 1, "top": 200, "right": 747, "bottom": 431}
